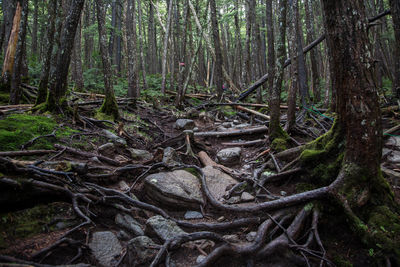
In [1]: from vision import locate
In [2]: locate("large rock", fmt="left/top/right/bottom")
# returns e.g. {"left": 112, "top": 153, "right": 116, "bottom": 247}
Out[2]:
{"left": 128, "top": 148, "right": 153, "bottom": 161}
{"left": 162, "top": 147, "right": 181, "bottom": 166}
{"left": 174, "top": 119, "right": 195, "bottom": 130}
{"left": 144, "top": 166, "right": 238, "bottom": 208}
{"left": 217, "top": 147, "right": 242, "bottom": 166}
{"left": 89, "top": 231, "right": 122, "bottom": 267}
{"left": 146, "top": 215, "right": 187, "bottom": 241}
{"left": 115, "top": 213, "right": 144, "bottom": 236}
{"left": 127, "top": 236, "right": 158, "bottom": 265}
{"left": 144, "top": 170, "right": 203, "bottom": 209}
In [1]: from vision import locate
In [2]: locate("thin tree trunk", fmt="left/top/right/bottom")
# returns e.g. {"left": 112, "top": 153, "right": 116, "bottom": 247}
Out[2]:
{"left": 126, "top": 0, "right": 139, "bottom": 99}
{"left": 95, "top": 0, "right": 119, "bottom": 119}
{"left": 233, "top": 0, "right": 242, "bottom": 88}
{"left": 137, "top": 0, "right": 148, "bottom": 89}
{"left": 73, "top": 19, "right": 84, "bottom": 91}
{"left": 161, "top": 0, "right": 173, "bottom": 94}
{"left": 147, "top": 2, "right": 157, "bottom": 74}
{"left": 209, "top": 0, "right": 223, "bottom": 99}
{"left": 242, "top": 0, "right": 252, "bottom": 86}
{"left": 389, "top": 0, "right": 400, "bottom": 98}
{"left": 2, "top": 0, "right": 16, "bottom": 57}
{"left": 32, "top": 0, "right": 38, "bottom": 56}
{"left": 9, "top": 0, "right": 28, "bottom": 105}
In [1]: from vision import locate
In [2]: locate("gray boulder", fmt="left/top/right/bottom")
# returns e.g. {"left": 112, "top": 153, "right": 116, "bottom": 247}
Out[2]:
{"left": 146, "top": 215, "right": 187, "bottom": 241}
{"left": 128, "top": 148, "right": 153, "bottom": 161}
{"left": 241, "top": 192, "right": 255, "bottom": 202}
{"left": 127, "top": 236, "right": 158, "bottom": 264}
{"left": 102, "top": 129, "right": 127, "bottom": 146}
{"left": 202, "top": 166, "right": 238, "bottom": 201}
{"left": 89, "top": 231, "right": 122, "bottom": 267}
{"left": 217, "top": 147, "right": 242, "bottom": 166}
{"left": 175, "top": 119, "right": 195, "bottom": 130}
{"left": 184, "top": 211, "right": 204, "bottom": 220}
{"left": 144, "top": 170, "right": 203, "bottom": 209}
{"left": 115, "top": 213, "right": 144, "bottom": 236}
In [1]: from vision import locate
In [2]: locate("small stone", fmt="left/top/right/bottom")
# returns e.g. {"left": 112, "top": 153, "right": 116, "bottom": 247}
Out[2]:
{"left": 115, "top": 214, "right": 145, "bottom": 236}
{"left": 217, "top": 147, "right": 241, "bottom": 166}
{"left": 70, "top": 162, "right": 88, "bottom": 174}
{"left": 217, "top": 216, "right": 225, "bottom": 222}
{"left": 89, "top": 231, "right": 122, "bottom": 267}
{"left": 90, "top": 156, "right": 102, "bottom": 164}
{"left": 175, "top": 119, "right": 195, "bottom": 130}
{"left": 162, "top": 147, "right": 181, "bottom": 166}
{"left": 184, "top": 211, "right": 204, "bottom": 220}
{"left": 98, "top": 143, "right": 115, "bottom": 157}
{"left": 193, "top": 127, "right": 199, "bottom": 132}
{"left": 241, "top": 192, "right": 255, "bottom": 202}
{"left": 128, "top": 148, "right": 153, "bottom": 161}
{"left": 196, "top": 255, "right": 206, "bottom": 264}
{"left": 118, "top": 181, "right": 130, "bottom": 192}
{"left": 233, "top": 120, "right": 239, "bottom": 124}
{"left": 223, "top": 234, "right": 240, "bottom": 243}
{"left": 222, "top": 122, "right": 233, "bottom": 127}
{"left": 146, "top": 215, "right": 187, "bottom": 241}
{"left": 117, "top": 230, "right": 131, "bottom": 241}
{"left": 127, "top": 236, "right": 158, "bottom": 264}
{"left": 217, "top": 125, "right": 228, "bottom": 132}
{"left": 242, "top": 164, "right": 252, "bottom": 170}
{"left": 246, "top": 231, "right": 257, "bottom": 242}
{"left": 102, "top": 129, "right": 127, "bottom": 146}
{"left": 225, "top": 196, "right": 241, "bottom": 204}
{"left": 280, "top": 191, "right": 287, "bottom": 196}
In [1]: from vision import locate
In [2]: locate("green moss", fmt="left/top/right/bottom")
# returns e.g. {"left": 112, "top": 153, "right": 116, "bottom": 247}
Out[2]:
{"left": 98, "top": 98, "right": 120, "bottom": 120}
{"left": 0, "top": 92, "right": 9, "bottom": 105}
{"left": 218, "top": 106, "right": 236, "bottom": 117}
{"left": 95, "top": 110, "right": 114, "bottom": 121}
{"left": 0, "top": 114, "right": 76, "bottom": 151}
{"left": 271, "top": 138, "right": 288, "bottom": 152}
{"left": 332, "top": 255, "right": 353, "bottom": 267}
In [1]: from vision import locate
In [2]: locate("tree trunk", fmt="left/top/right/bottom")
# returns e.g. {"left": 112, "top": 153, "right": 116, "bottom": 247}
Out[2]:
{"left": 35, "top": 0, "right": 58, "bottom": 106}
{"left": 72, "top": 19, "right": 84, "bottom": 91}
{"left": 137, "top": 0, "right": 148, "bottom": 90}
{"left": 389, "top": 0, "right": 400, "bottom": 98}
{"left": 242, "top": 0, "right": 252, "bottom": 86}
{"left": 1, "top": 1, "right": 22, "bottom": 88}
{"left": 209, "top": 0, "right": 223, "bottom": 99}
{"left": 126, "top": 0, "right": 139, "bottom": 99}
{"left": 161, "top": 0, "right": 174, "bottom": 94}
{"left": 115, "top": 0, "right": 122, "bottom": 75}
{"left": 9, "top": 0, "right": 28, "bottom": 105}
{"left": 147, "top": 2, "right": 157, "bottom": 74}
{"left": 83, "top": 1, "right": 94, "bottom": 69}
{"left": 266, "top": 0, "right": 275, "bottom": 107}
{"left": 31, "top": 0, "right": 38, "bottom": 56}
{"left": 46, "top": 0, "right": 85, "bottom": 113}
{"left": 95, "top": 0, "right": 119, "bottom": 119}
{"left": 304, "top": 0, "right": 320, "bottom": 102}
{"left": 233, "top": 0, "right": 242, "bottom": 88}
{"left": 269, "top": 0, "right": 288, "bottom": 145}
{"left": 2, "top": 0, "right": 16, "bottom": 57}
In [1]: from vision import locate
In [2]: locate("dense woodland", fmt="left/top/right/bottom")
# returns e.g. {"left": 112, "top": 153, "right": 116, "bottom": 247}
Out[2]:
{"left": 0, "top": 0, "right": 399, "bottom": 266}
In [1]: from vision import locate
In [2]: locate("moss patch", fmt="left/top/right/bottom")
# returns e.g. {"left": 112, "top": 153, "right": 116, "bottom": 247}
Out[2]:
{"left": 0, "top": 114, "right": 76, "bottom": 151}
{"left": 271, "top": 138, "right": 288, "bottom": 152}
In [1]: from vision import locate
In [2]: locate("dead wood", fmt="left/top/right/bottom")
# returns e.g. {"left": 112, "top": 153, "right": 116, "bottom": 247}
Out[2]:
{"left": 221, "top": 139, "right": 265, "bottom": 147}
{"left": 54, "top": 144, "right": 121, "bottom": 166}
{"left": 194, "top": 126, "right": 268, "bottom": 138}
{"left": 0, "top": 150, "right": 56, "bottom": 157}
{"left": 231, "top": 104, "right": 271, "bottom": 120}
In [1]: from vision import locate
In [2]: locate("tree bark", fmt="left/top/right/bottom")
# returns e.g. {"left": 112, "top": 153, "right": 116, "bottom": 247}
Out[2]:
{"left": 35, "top": 0, "right": 58, "bottom": 105}
{"left": 9, "top": 0, "right": 28, "bottom": 105}
{"left": 137, "top": 0, "right": 148, "bottom": 90}
{"left": 389, "top": 0, "right": 400, "bottom": 98}
{"left": 161, "top": 0, "right": 174, "bottom": 94}
{"left": 95, "top": 0, "right": 120, "bottom": 119}
{"left": 209, "top": 0, "right": 223, "bottom": 100}
{"left": 147, "top": 2, "right": 157, "bottom": 74}
{"left": 46, "top": 0, "right": 85, "bottom": 112}
{"left": 126, "top": 0, "right": 139, "bottom": 99}
{"left": 72, "top": 19, "right": 84, "bottom": 91}
{"left": 269, "top": 0, "right": 287, "bottom": 141}
{"left": 266, "top": 0, "right": 275, "bottom": 107}
{"left": 31, "top": 0, "right": 39, "bottom": 56}
{"left": 2, "top": 0, "right": 16, "bottom": 57}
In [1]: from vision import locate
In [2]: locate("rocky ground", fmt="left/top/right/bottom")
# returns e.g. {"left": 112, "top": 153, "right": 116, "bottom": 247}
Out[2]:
{"left": 0, "top": 98, "right": 399, "bottom": 266}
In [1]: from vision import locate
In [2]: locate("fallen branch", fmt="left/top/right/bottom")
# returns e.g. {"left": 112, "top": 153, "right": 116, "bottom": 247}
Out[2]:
{"left": 0, "top": 150, "right": 56, "bottom": 157}
{"left": 221, "top": 139, "right": 265, "bottom": 147}
{"left": 54, "top": 144, "right": 121, "bottom": 166}
{"left": 194, "top": 126, "right": 268, "bottom": 138}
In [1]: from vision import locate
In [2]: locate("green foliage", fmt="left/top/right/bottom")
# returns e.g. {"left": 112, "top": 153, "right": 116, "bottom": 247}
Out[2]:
{"left": 0, "top": 114, "right": 75, "bottom": 151}
{"left": 27, "top": 55, "right": 42, "bottom": 87}
{"left": 0, "top": 92, "right": 9, "bottom": 104}
{"left": 83, "top": 68, "right": 105, "bottom": 92}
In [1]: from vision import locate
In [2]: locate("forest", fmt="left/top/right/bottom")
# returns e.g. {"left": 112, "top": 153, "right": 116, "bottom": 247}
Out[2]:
{"left": 0, "top": 0, "right": 399, "bottom": 266}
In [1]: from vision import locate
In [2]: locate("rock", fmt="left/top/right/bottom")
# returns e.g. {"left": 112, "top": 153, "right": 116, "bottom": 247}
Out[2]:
{"left": 89, "top": 231, "right": 122, "bottom": 267}
{"left": 102, "top": 129, "right": 127, "bottom": 146}
{"left": 115, "top": 213, "right": 144, "bottom": 236}
{"left": 241, "top": 192, "right": 255, "bottom": 202}
{"left": 70, "top": 162, "right": 88, "bottom": 174}
{"left": 223, "top": 234, "right": 240, "bottom": 243}
{"left": 90, "top": 156, "right": 102, "bottom": 164}
{"left": 117, "top": 230, "right": 131, "bottom": 241}
{"left": 217, "top": 147, "right": 241, "bottom": 166}
{"left": 144, "top": 170, "right": 203, "bottom": 209}
{"left": 202, "top": 166, "right": 238, "bottom": 201}
{"left": 222, "top": 122, "right": 233, "bottom": 128}
{"left": 128, "top": 148, "right": 153, "bottom": 161}
{"left": 280, "top": 191, "right": 287, "bottom": 196}
{"left": 217, "top": 125, "right": 228, "bottom": 132}
{"left": 162, "top": 147, "right": 181, "bottom": 166}
{"left": 246, "top": 231, "right": 257, "bottom": 242}
{"left": 146, "top": 215, "right": 187, "bottom": 241}
{"left": 233, "top": 120, "right": 240, "bottom": 124}
{"left": 184, "top": 211, "right": 204, "bottom": 220}
{"left": 118, "top": 181, "right": 130, "bottom": 192}
{"left": 196, "top": 255, "right": 206, "bottom": 264}
{"left": 386, "top": 136, "right": 400, "bottom": 147}
{"left": 225, "top": 196, "right": 241, "bottom": 204}
{"left": 127, "top": 236, "right": 158, "bottom": 264}
{"left": 217, "top": 216, "right": 225, "bottom": 222}
{"left": 98, "top": 143, "right": 115, "bottom": 157}
{"left": 193, "top": 127, "right": 199, "bottom": 132}
{"left": 174, "top": 119, "right": 195, "bottom": 130}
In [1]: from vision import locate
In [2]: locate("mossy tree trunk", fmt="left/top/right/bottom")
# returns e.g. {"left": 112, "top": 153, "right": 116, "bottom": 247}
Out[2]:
{"left": 45, "top": 0, "right": 85, "bottom": 113}
{"left": 305, "top": 0, "right": 400, "bottom": 262}
{"left": 95, "top": 0, "right": 119, "bottom": 120}
{"left": 389, "top": 0, "right": 400, "bottom": 99}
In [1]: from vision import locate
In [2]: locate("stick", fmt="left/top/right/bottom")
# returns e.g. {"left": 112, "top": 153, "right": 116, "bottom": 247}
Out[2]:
{"left": 0, "top": 150, "right": 56, "bottom": 157}
{"left": 194, "top": 126, "right": 268, "bottom": 138}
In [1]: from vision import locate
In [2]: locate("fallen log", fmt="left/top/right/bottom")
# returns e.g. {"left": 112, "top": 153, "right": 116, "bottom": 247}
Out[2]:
{"left": 232, "top": 104, "right": 270, "bottom": 120}
{"left": 194, "top": 126, "right": 268, "bottom": 138}
{"left": 0, "top": 104, "right": 33, "bottom": 109}
{"left": 221, "top": 139, "right": 265, "bottom": 147}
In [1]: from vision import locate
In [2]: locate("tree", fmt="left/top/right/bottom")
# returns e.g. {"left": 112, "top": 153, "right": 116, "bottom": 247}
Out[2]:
{"left": 44, "top": 0, "right": 85, "bottom": 113}
{"left": 126, "top": 0, "right": 139, "bottom": 100}
{"left": 161, "top": 0, "right": 174, "bottom": 95}
{"left": 95, "top": 0, "right": 120, "bottom": 119}
{"left": 209, "top": 0, "right": 223, "bottom": 99}
{"left": 389, "top": 0, "right": 400, "bottom": 98}
{"left": 268, "top": 0, "right": 289, "bottom": 148}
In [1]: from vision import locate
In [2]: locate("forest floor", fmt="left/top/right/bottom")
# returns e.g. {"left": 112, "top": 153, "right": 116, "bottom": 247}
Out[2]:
{"left": 0, "top": 93, "right": 399, "bottom": 266}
